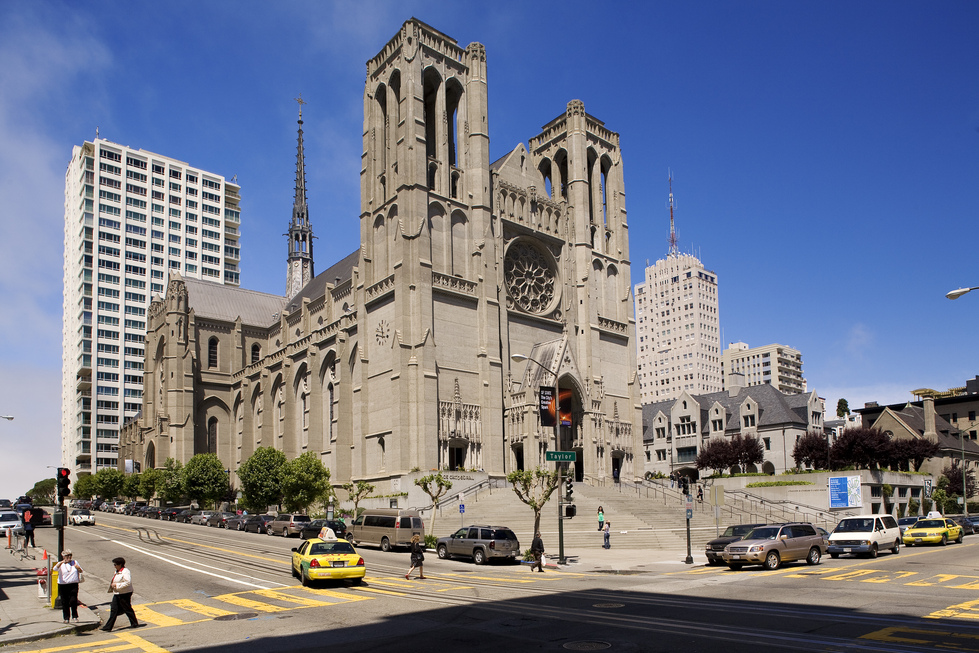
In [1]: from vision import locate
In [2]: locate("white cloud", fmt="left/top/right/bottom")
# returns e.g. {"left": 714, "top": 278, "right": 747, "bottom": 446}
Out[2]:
{"left": 843, "top": 322, "right": 873, "bottom": 357}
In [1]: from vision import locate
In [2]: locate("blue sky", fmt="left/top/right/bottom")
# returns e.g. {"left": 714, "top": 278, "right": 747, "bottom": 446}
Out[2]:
{"left": 1, "top": 1, "right": 977, "bottom": 498}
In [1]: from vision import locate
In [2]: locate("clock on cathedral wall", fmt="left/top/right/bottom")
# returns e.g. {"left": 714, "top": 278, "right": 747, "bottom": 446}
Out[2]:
{"left": 503, "top": 237, "right": 560, "bottom": 316}
{"left": 375, "top": 319, "right": 391, "bottom": 345}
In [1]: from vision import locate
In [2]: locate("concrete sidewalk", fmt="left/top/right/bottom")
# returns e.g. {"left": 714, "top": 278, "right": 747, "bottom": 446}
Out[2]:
{"left": 0, "top": 545, "right": 102, "bottom": 647}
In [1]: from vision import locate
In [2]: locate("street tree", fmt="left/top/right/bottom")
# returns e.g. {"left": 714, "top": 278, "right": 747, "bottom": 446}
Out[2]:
{"left": 891, "top": 438, "right": 940, "bottom": 472}
{"left": 506, "top": 467, "right": 559, "bottom": 535}
{"left": 341, "top": 480, "right": 375, "bottom": 519}
{"left": 831, "top": 427, "right": 892, "bottom": 470}
{"left": 236, "top": 447, "right": 287, "bottom": 511}
{"left": 27, "top": 478, "right": 56, "bottom": 504}
{"left": 415, "top": 472, "right": 453, "bottom": 536}
{"left": 280, "top": 452, "right": 331, "bottom": 513}
{"left": 696, "top": 438, "right": 734, "bottom": 476}
{"left": 159, "top": 458, "right": 184, "bottom": 504}
{"left": 73, "top": 474, "right": 98, "bottom": 500}
{"left": 942, "top": 465, "right": 976, "bottom": 499}
{"left": 730, "top": 433, "right": 765, "bottom": 472}
{"left": 93, "top": 468, "right": 125, "bottom": 501}
{"left": 792, "top": 431, "right": 830, "bottom": 470}
{"left": 123, "top": 473, "right": 141, "bottom": 501}
{"left": 139, "top": 467, "right": 162, "bottom": 503}
{"left": 182, "top": 453, "right": 229, "bottom": 508}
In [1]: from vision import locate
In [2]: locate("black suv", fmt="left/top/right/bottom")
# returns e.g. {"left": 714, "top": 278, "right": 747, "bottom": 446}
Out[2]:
{"left": 705, "top": 523, "right": 766, "bottom": 565}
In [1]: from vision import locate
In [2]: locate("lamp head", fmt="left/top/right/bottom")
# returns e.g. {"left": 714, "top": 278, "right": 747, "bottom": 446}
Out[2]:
{"left": 511, "top": 354, "right": 529, "bottom": 363}
{"left": 946, "top": 287, "right": 974, "bottom": 300}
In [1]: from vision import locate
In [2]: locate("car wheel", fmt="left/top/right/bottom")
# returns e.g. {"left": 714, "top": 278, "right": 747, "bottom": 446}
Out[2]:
{"left": 437, "top": 544, "right": 449, "bottom": 560}
{"left": 891, "top": 540, "right": 900, "bottom": 554}
{"left": 267, "top": 526, "right": 274, "bottom": 536}
{"left": 957, "top": 533, "right": 964, "bottom": 544}
{"left": 941, "top": 534, "right": 948, "bottom": 546}
{"left": 763, "top": 551, "right": 781, "bottom": 570}
{"left": 301, "top": 567, "right": 311, "bottom": 587}
{"left": 728, "top": 564, "right": 743, "bottom": 571}
{"left": 380, "top": 537, "right": 391, "bottom": 553}
{"left": 830, "top": 553, "right": 839, "bottom": 559}
{"left": 806, "top": 547, "right": 821, "bottom": 565}
{"left": 238, "top": 522, "right": 243, "bottom": 531}
{"left": 473, "top": 549, "right": 486, "bottom": 565}
{"left": 292, "top": 564, "right": 299, "bottom": 579}
{"left": 868, "top": 544, "right": 878, "bottom": 559}
{"left": 351, "top": 577, "right": 363, "bottom": 586}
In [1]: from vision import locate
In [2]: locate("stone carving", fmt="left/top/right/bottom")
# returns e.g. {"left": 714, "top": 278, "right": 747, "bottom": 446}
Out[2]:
{"left": 503, "top": 239, "right": 557, "bottom": 314}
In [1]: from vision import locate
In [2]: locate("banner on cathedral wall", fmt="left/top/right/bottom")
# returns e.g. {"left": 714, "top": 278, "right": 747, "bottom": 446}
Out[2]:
{"left": 539, "top": 386, "right": 556, "bottom": 427}
{"left": 559, "top": 389, "right": 573, "bottom": 427}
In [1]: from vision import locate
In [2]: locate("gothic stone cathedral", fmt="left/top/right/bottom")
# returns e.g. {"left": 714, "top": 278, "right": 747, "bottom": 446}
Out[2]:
{"left": 122, "top": 19, "right": 642, "bottom": 494}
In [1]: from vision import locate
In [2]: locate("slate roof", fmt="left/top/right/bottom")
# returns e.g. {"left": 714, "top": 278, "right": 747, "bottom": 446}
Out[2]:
{"left": 642, "top": 384, "right": 811, "bottom": 442}
{"left": 879, "top": 404, "right": 979, "bottom": 455}
{"left": 183, "top": 277, "right": 288, "bottom": 327}
{"left": 284, "top": 249, "right": 360, "bottom": 314}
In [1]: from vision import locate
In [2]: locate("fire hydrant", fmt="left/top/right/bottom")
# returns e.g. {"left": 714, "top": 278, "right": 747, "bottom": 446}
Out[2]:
{"left": 38, "top": 567, "right": 49, "bottom": 601}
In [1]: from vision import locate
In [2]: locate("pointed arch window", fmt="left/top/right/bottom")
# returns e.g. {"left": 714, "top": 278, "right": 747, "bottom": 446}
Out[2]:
{"left": 251, "top": 343, "right": 261, "bottom": 365}
{"left": 208, "top": 337, "right": 218, "bottom": 369}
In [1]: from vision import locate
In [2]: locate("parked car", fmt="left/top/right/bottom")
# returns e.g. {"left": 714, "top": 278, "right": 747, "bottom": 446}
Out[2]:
{"left": 903, "top": 518, "right": 964, "bottom": 546}
{"left": 69, "top": 509, "right": 96, "bottom": 526}
{"left": 950, "top": 516, "right": 976, "bottom": 536}
{"left": 723, "top": 523, "right": 827, "bottom": 570}
{"left": 190, "top": 511, "right": 215, "bottom": 526}
{"left": 242, "top": 514, "right": 275, "bottom": 534}
{"left": 114, "top": 502, "right": 128, "bottom": 514}
{"left": 225, "top": 514, "right": 249, "bottom": 531}
{"left": 0, "top": 511, "right": 24, "bottom": 537}
{"left": 827, "top": 515, "right": 901, "bottom": 558}
{"left": 0, "top": 499, "right": 12, "bottom": 509}
{"left": 144, "top": 506, "right": 164, "bottom": 519}
{"left": 206, "top": 512, "right": 237, "bottom": 528}
{"left": 898, "top": 516, "right": 918, "bottom": 536}
{"left": 347, "top": 509, "right": 424, "bottom": 552}
{"left": 267, "top": 513, "right": 312, "bottom": 537}
{"left": 291, "top": 536, "right": 365, "bottom": 586}
{"left": 705, "top": 523, "right": 766, "bottom": 565}
{"left": 300, "top": 519, "right": 348, "bottom": 540}
{"left": 175, "top": 509, "right": 199, "bottom": 524}
{"left": 436, "top": 525, "right": 520, "bottom": 565}
{"left": 157, "top": 507, "right": 179, "bottom": 521}
{"left": 125, "top": 501, "right": 147, "bottom": 516}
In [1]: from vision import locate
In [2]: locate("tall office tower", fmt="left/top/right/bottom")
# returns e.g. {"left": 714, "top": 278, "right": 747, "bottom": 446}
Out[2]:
{"left": 61, "top": 139, "right": 241, "bottom": 475}
{"left": 634, "top": 182, "right": 721, "bottom": 403}
{"left": 721, "top": 342, "right": 805, "bottom": 394}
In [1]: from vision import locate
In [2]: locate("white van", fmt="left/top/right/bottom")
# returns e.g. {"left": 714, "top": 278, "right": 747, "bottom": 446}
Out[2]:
{"left": 827, "top": 514, "right": 901, "bottom": 558}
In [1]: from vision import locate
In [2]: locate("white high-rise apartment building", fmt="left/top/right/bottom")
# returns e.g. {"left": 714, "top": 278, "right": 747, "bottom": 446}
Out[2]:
{"left": 635, "top": 252, "right": 721, "bottom": 403}
{"left": 721, "top": 342, "right": 805, "bottom": 394}
{"left": 62, "top": 139, "right": 241, "bottom": 474}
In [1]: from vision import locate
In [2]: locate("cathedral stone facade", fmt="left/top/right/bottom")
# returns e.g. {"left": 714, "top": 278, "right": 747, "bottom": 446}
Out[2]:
{"left": 120, "top": 18, "right": 642, "bottom": 494}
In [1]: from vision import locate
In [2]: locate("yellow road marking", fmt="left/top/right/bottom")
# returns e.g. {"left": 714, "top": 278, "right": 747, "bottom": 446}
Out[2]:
{"left": 927, "top": 598, "right": 979, "bottom": 620}
{"left": 906, "top": 573, "right": 979, "bottom": 588}
{"left": 112, "top": 632, "right": 172, "bottom": 652}
{"left": 132, "top": 605, "right": 188, "bottom": 627}
{"left": 166, "top": 599, "right": 236, "bottom": 618}
{"left": 861, "top": 625, "right": 979, "bottom": 649}
{"left": 160, "top": 535, "right": 284, "bottom": 565}
{"left": 441, "top": 574, "right": 535, "bottom": 583}
{"left": 437, "top": 586, "right": 474, "bottom": 592}
{"left": 251, "top": 589, "right": 333, "bottom": 607}
{"left": 212, "top": 593, "right": 291, "bottom": 612}
{"left": 349, "top": 586, "right": 407, "bottom": 596}
{"left": 298, "top": 586, "right": 373, "bottom": 602}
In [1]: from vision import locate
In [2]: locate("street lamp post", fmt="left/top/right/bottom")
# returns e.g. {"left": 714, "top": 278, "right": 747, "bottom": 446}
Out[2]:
{"left": 945, "top": 286, "right": 979, "bottom": 300}
{"left": 511, "top": 353, "right": 567, "bottom": 566}
{"left": 956, "top": 419, "right": 979, "bottom": 518}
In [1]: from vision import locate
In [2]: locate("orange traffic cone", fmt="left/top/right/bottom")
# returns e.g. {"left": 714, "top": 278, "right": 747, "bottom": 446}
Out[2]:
{"left": 42, "top": 549, "right": 47, "bottom": 560}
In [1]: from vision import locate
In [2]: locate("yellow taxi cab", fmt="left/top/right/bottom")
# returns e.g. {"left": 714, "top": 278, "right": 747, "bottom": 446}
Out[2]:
{"left": 291, "top": 529, "right": 366, "bottom": 586}
{"left": 902, "top": 518, "right": 964, "bottom": 546}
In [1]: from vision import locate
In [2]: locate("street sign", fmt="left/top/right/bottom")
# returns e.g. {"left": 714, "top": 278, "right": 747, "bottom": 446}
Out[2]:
{"left": 686, "top": 508, "right": 693, "bottom": 519}
{"left": 545, "top": 451, "right": 576, "bottom": 462}
{"left": 459, "top": 504, "right": 465, "bottom": 513}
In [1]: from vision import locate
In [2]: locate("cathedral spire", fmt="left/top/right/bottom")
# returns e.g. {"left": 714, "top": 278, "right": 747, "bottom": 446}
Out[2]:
{"left": 286, "top": 94, "right": 314, "bottom": 299}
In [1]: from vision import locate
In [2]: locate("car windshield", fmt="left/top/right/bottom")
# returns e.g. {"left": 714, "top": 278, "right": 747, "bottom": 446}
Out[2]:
{"left": 835, "top": 518, "right": 874, "bottom": 533}
{"left": 745, "top": 527, "right": 780, "bottom": 540}
{"left": 72, "top": 510, "right": 91, "bottom": 515}
{"left": 310, "top": 542, "right": 356, "bottom": 555}
{"left": 914, "top": 520, "right": 944, "bottom": 529}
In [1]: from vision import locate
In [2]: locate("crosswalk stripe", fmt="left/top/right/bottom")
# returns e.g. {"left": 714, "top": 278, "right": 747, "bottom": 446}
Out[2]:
{"left": 251, "top": 589, "right": 334, "bottom": 607}
{"left": 167, "top": 599, "right": 237, "bottom": 618}
{"left": 213, "top": 593, "right": 291, "bottom": 612}
{"left": 298, "top": 587, "right": 373, "bottom": 602}
{"left": 349, "top": 586, "right": 407, "bottom": 596}
{"left": 132, "top": 605, "right": 188, "bottom": 627}
{"left": 112, "top": 631, "right": 172, "bottom": 652}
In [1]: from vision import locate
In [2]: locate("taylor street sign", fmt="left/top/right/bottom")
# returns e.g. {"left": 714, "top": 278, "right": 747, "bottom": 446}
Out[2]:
{"left": 545, "top": 451, "right": 576, "bottom": 462}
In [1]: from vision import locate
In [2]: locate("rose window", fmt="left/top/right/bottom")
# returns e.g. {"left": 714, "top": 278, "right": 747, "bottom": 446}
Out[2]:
{"left": 504, "top": 240, "right": 558, "bottom": 314}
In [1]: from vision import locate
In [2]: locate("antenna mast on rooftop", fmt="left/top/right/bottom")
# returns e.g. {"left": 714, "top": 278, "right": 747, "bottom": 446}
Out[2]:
{"left": 667, "top": 170, "right": 679, "bottom": 258}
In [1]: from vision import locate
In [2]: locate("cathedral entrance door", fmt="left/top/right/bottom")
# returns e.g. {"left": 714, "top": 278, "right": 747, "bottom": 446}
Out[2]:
{"left": 448, "top": 445, "right": 467, "bottom": 471}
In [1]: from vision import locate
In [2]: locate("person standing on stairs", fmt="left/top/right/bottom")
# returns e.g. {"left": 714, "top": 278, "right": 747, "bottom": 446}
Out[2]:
{"left": 597, "top": 506, "right": 604, "bottom": 532}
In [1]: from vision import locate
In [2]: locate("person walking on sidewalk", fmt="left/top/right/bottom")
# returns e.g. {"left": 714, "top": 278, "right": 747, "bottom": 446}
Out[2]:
{"left": 54, "top": 550, "right": 85, "bottom": 623}
{"left": 405, "top": 534, "right": 427, "bottom": 580}
{"left": 603, "top": 521, "right": 611, "bottom": 549}
{"left": 597, "top": 506, "right": 605, "bottom": 532}
{"left": 101, "top": 557, "right": 140, "bottom": 631}
{"left": 531, "top": 532, "right": 545, "bottom": 572}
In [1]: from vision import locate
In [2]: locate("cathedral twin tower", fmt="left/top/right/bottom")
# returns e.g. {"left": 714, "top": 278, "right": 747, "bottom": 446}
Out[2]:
{"left": 124, "top": 18, "right": 642, "bottom": 496}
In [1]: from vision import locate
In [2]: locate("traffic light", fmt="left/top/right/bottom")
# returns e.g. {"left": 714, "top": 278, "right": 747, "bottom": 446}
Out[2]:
{"left": 565, "top": 476, "right": 574, "bottom": 502}
{"left": 57, "top": 468, "right": 71, "bottom": 499}
{"left": 565, "top": 504, "right": 576, "bottom": 518}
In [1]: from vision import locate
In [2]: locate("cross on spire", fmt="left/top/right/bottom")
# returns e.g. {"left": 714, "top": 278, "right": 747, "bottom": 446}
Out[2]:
{"left": 295, "top": 93, "right": 307, "bottom": 120}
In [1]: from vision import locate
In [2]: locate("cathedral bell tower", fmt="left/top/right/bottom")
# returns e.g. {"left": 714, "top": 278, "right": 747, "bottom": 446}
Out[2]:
{"left": 286, "top": 95, "right": 314, "bottom": 299}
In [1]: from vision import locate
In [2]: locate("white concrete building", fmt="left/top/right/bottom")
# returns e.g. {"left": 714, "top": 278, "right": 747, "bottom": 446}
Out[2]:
{"left": 721, "top": 342, "right": 805, "bottom": 395}
{"left": 635, "top": 252, "right": 721, "bottom": 404}
{"left": 61, "top": 139, "right": 241, "bottom": 475}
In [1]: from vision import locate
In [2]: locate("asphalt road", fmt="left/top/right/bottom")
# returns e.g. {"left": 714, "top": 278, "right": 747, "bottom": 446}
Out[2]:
{"left": 10, "top": 514, "right": 979, "bottom": 653}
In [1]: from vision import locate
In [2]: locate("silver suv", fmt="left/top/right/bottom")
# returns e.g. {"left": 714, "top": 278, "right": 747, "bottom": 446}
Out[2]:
{"left": 436, "top": 525, "right": 520, "bottom": 565}
{"left": 723, "top": 522, "right": 826, "bottom": 570}
{"left": 267, "top": 513, "right": 311, "bottom": 537}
